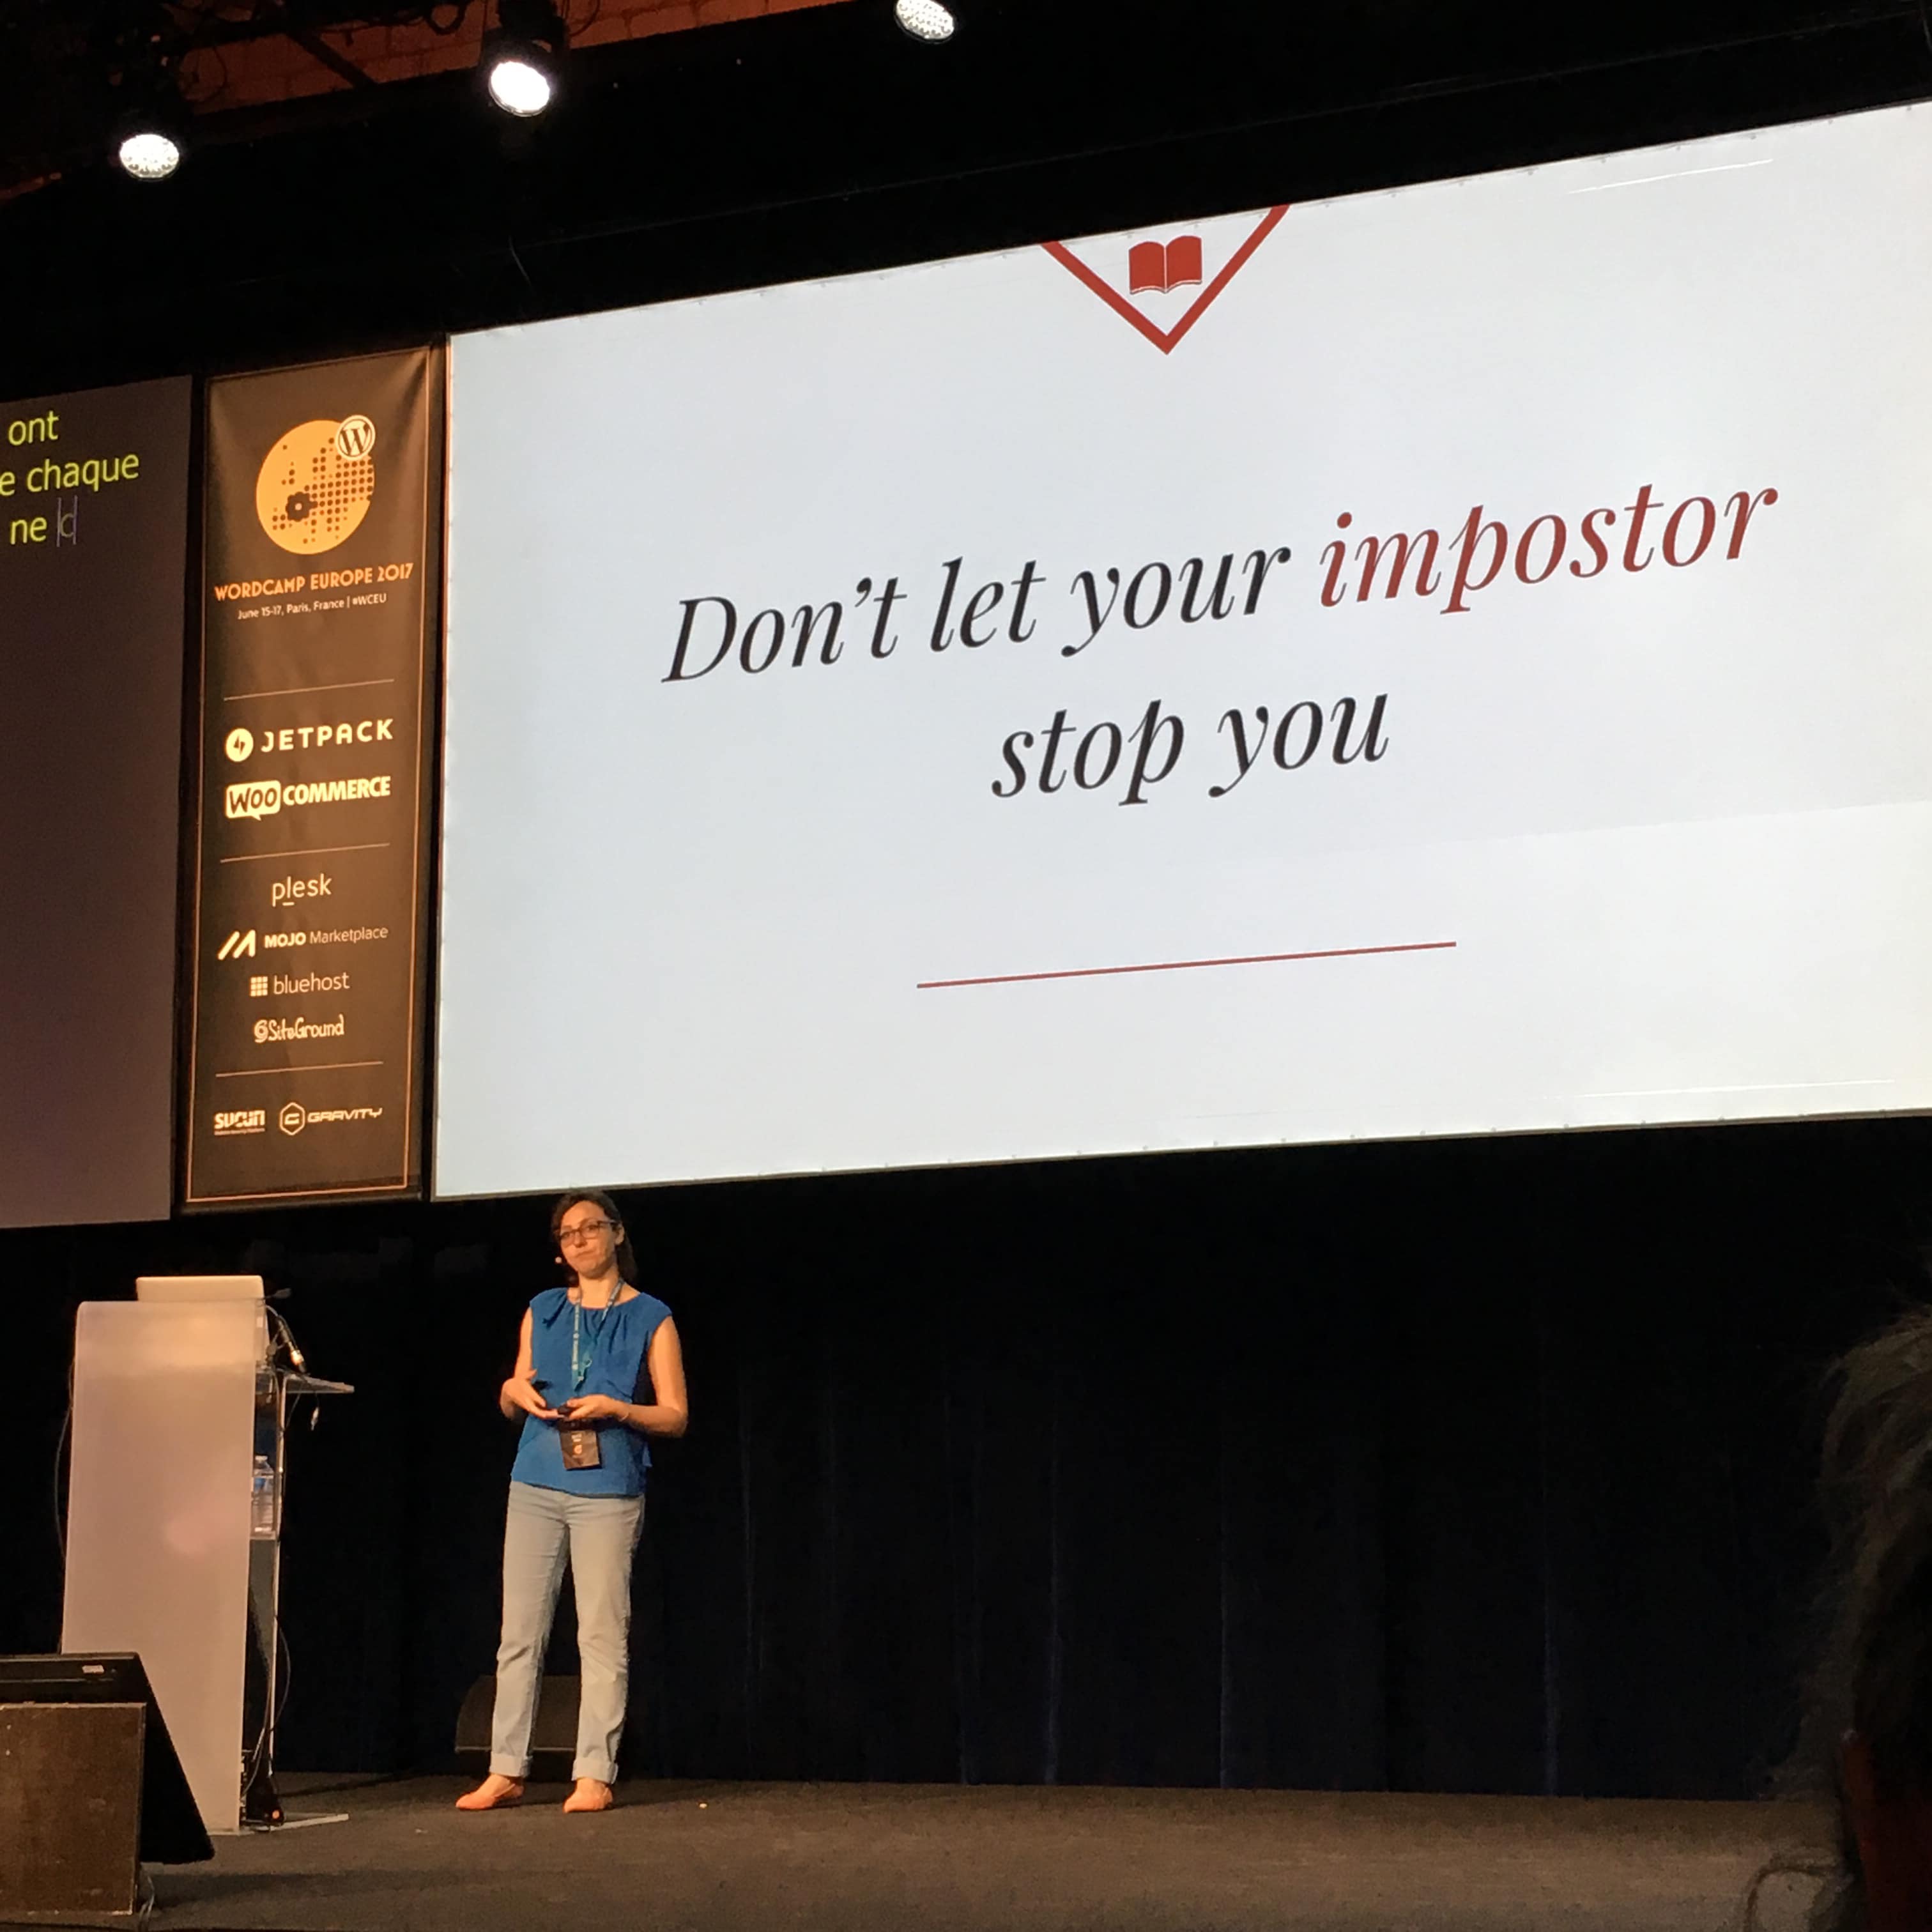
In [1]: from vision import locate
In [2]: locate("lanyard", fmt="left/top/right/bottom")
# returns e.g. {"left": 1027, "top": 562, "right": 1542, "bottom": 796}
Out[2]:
{"left": 569, "top": 1293, "right": 618, "bottom": 1392}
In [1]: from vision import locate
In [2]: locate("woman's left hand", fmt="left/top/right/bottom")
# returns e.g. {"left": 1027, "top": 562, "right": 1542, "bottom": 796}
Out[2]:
{"left": 559, "top": 1393, "right": 629, "bottom": 1423}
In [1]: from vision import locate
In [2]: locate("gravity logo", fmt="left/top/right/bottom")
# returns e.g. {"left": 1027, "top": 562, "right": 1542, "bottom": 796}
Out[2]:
{"left": 280, "top": 1101, "right": 383, "bottom": 1136}
{"left": 255, "top": 414, "right": 376, "bottom": 555}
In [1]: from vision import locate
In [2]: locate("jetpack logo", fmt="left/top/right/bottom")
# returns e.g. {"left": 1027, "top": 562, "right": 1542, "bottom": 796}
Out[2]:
{"left": 1044, "top": 206, "right": 1289, "bottom": 356}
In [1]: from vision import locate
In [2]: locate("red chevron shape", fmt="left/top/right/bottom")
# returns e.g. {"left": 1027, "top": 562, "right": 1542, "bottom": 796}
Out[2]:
{"left": 1043, "top": 206, "right": 1290, "bottom": 355}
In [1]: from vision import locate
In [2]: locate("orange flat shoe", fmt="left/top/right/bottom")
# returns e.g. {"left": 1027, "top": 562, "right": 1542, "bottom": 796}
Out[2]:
{"left": 562, "top": 1779, "right": 614, "bottom": 1813}
{"left": 456, "top": 1775, "right": 525, "bottom": 1811}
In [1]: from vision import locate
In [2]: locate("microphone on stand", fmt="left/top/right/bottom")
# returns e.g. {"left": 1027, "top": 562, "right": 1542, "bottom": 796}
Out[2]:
{"left": 270, "top": 1306, "right": 308, "bottom": 1373}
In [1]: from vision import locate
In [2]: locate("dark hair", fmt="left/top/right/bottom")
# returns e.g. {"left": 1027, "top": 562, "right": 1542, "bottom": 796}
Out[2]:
{"left": 548, "top": 1186, "right": 638, "bottom": 1286}
{"left": 1772, "top": 1308, "right": 1932, "bottom": 1932}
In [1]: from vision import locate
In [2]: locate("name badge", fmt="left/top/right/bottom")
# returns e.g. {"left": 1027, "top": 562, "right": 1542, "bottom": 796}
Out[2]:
{"left": 560, "top": 1427, "right": 602, "bottom": 1471}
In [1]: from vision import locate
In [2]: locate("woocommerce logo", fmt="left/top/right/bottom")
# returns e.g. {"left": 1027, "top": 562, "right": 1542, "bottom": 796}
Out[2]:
{"left": 225, "top": 774, "right": 393, "bottom": 819}
{"left": 227, "top": 780, "right": 281, "bottom": 820}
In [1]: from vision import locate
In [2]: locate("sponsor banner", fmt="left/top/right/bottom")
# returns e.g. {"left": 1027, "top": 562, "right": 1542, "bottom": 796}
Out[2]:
{"left": 0, "top": 378, "right": 191, "bottom": 1228}
{"left": 184, "top": 349, "right": 442, "bottom": 1206}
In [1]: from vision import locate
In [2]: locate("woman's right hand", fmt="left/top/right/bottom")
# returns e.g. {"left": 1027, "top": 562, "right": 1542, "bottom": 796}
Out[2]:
{"left": 501, "top": 1376, "right": 561, "bottom": 1420}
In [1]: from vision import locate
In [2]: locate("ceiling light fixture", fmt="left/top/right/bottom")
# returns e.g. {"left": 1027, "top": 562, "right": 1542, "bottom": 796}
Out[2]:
{"left": 894, "top": 0, "right": 957, "bottom": 42}
{"left": 116, "top": 126, "right": 182, "bottom": 180}
{"left": 112, "top": 63, "right": 188, "bottom": 182}
{"left": 483, "top": 0, "right": 567, "bottom": 116}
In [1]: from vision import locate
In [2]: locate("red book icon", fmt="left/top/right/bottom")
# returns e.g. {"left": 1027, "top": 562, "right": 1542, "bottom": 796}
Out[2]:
{"left": 1127, "top": 235, "right": 1203, "bottom": 295}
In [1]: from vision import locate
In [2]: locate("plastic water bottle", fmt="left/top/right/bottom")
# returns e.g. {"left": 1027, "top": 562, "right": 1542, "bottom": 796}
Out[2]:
{"left": 250, "top": 1455, "right": 278, "bottom": 1539}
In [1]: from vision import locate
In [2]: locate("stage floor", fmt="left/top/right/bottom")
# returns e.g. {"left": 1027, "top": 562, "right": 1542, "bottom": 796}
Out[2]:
{"left": 143, "top": 1775, "right": 1836, "bottom": 1932}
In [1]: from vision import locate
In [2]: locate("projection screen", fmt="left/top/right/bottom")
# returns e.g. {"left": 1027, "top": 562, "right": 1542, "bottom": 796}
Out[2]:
{"left": 437, "top": 102, "right": 1932, "bottom": 1197}
{"left": 1, "top": 377, "right": 190, "bottom": 1227}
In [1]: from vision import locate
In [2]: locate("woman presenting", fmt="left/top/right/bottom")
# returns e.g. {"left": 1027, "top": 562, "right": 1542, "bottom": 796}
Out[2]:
{"left": 457, "top": 1188, "right": 688, "bottom": 1814}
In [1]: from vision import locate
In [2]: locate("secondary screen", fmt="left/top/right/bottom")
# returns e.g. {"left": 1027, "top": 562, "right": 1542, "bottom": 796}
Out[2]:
{"left": 438, "top": 104, "right": 1932, "bottom": 1197}
{"left": 0, "top": 377, "right": 190, "bottom": 1227}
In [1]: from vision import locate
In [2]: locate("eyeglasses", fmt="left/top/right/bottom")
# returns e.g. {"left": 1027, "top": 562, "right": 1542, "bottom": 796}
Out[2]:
{"left": 558, "top": 1218, "right": 617, "bottom": 1245}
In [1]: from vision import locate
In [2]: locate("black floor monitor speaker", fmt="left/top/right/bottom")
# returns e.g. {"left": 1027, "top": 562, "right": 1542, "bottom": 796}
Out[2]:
{"left": 1, "top": 1701, "right": 146, "bottom": 1921}
{"left": 0, "top": 1654, "right": 213, "bottom": 1866}
{"left": 454, "top": 1673, "right": 581, "bottom": 1777}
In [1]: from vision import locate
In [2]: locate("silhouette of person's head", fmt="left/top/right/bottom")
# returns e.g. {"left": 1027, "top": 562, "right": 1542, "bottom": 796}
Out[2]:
{"left": 1792, "top": 1310, "right": 1932, "bottom": 1931}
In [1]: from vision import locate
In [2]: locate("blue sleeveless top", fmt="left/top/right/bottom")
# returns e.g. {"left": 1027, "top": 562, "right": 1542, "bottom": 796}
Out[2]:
{"left": 510, "top": 1285, "right": 673, "bottom": 1499}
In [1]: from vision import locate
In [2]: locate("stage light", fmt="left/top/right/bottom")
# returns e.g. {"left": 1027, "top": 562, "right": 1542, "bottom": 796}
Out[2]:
{"left": 894, "top": 0, "right": 956, "bottom": 41}
{"left": 112, "top": 74, "right": 187, "bottom": 183}
{"left": 487, "top": 54, "right": 553, "bottom": 116}
{"left": 116, "top": 126, "right": 181, "bottom": 180}
{"left": 483, "top": 0, "right": 566, "bottom": 117}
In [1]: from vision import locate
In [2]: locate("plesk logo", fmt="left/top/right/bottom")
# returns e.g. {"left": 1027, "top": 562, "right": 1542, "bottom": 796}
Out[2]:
{"left": 226, "top": 774, "right": 392, "bottom": 820}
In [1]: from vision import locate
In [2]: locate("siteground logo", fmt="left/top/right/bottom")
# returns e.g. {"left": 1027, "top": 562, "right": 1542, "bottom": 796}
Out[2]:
{"left": 256, "top": 417, "right": 376, "bottom": 555}
{"left": 254, "top": 1013, "right": 346, "bottom": 1044}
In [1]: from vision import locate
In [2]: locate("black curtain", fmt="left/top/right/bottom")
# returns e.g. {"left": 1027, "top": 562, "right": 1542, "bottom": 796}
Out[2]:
{"left": 4, "top": 1116, "right": 1919, "bottom": 1796}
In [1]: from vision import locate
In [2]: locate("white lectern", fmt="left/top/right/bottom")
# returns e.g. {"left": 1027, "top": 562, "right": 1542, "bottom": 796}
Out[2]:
{"left": 61, "top": 1282, "right": 350, "bottom": 1836}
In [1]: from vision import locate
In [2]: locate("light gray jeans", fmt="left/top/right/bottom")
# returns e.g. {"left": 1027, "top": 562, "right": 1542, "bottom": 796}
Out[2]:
{"left": 489, "top": 1480, "right": 645, "bottom": 1785}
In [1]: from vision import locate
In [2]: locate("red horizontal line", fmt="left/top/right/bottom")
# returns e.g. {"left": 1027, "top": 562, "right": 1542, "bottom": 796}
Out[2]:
{"left": 917, "top": 940, "right": 1457, "bottom": 991}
